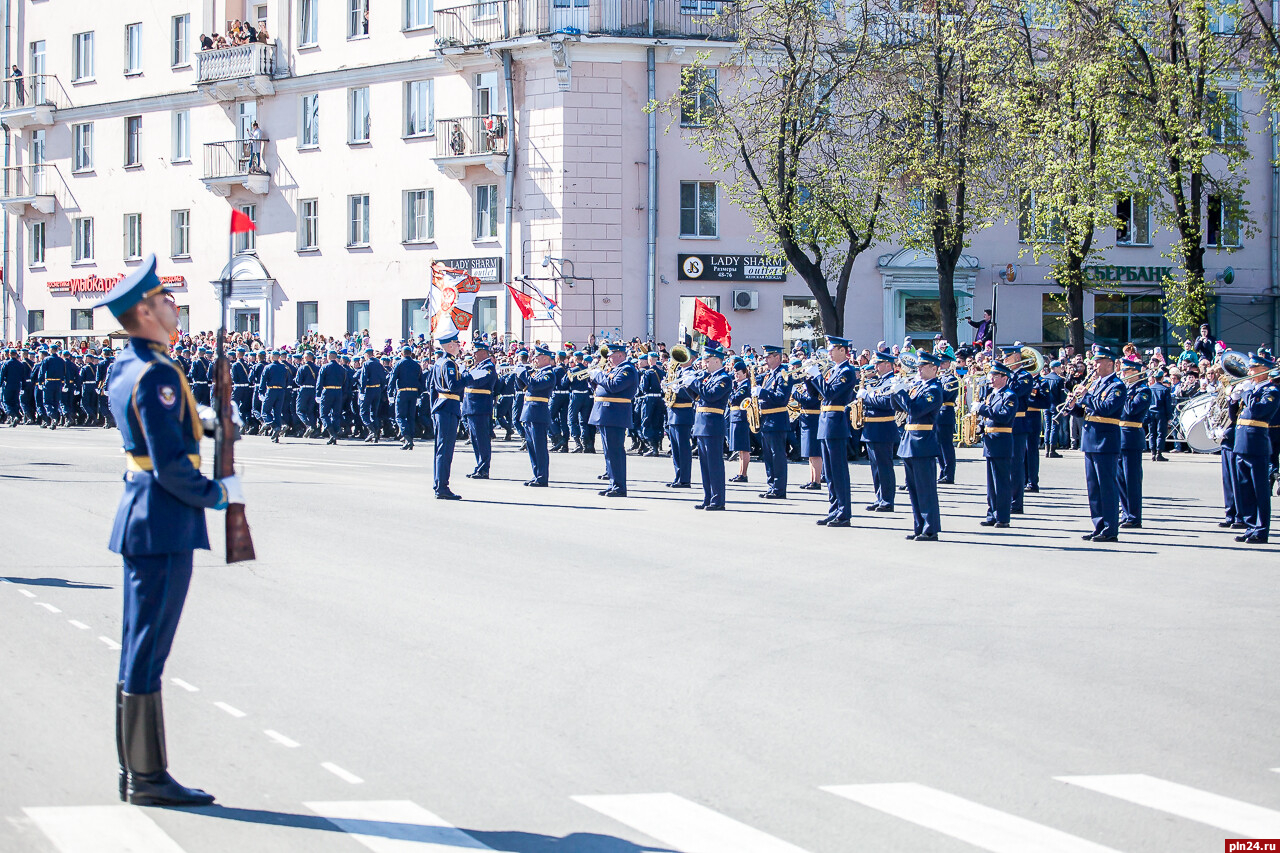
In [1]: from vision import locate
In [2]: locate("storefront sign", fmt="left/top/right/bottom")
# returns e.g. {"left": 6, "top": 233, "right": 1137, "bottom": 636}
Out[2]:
{"left": 436, "top": 257, "right": 503, "bottom": 283}
{"left": 47, "top": 274, "right": 187, "bottom": 296}
{"left": 678, "top": 254, "right": 788, "bottom": 282}
{"left": 1083, "top": 265, "right": 1173, "bottom": 283}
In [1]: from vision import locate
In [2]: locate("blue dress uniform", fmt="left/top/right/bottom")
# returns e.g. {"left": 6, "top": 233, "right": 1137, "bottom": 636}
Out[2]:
{"left": 430, "top": 335, "right": 468, "bottom": 498}
{"left": 40, "top": 347, "right": 67, "bottom": 425}
{"left": 80, "top": 357, "right": 101, "bottom": 423}
{"left": 589, "top": 345, "right": 640, "bottom": 496}
{"left": 1117, "top": 364, "right": 1151, "bottom": 527}
{"left": 94, "top": 257, "right": 234, "bottom": 808}
{"left": 462, "top": 346, "right": 497, "bottom": 473}
{"left": 1004, "top": 354, "right": 1033, "bottom": 512}
{"left": 567, "top": 355, "right": 593, "bottom": 452}
{"left": 390, "top": 347, "right": 423, "bottom": 448}
{"left": 665, "top": 368, "right": 696, "bottom": 487}
{"left": 1146, "top": 377, "right": 1174, "bottom": 460}
{"left": 61, "top": 350, "right": 78, "bottom": 419}
{"left": 1, "top": 349, "right": 25, "bottom": 422}
{"left": 977, "top": 367, "right": 1019, "bottom": 526}
{"left": 357, "top": 349, "right": 388, "bottom": 442}
{"left": 1042, "top": 365, "right": 1067, "bottom": 454}
{"left": 23, "top": 351, "right": 39, "bottom": 423}
{"left": 688, "top": 353, "right": 733, "bottom": 510}
{"left": 258, "top": 353, "right": 290, "bottom": 440}
{"left": 230, "top": 349, "right": 253, "bottom": 428}
{"left": 247, "top": 354, "right": 266, "bottom": 431}
{"left": 517, "top": 351, "right": 557, "bottom": 486}
{"left": 316, "top": 352, "right": 347, "bottom": 443}
{"left": 815, "top": 341, "right": 858, "bottom": 525}
{"left": 639, "top": 355, "right": 666, "bottom": 454}
{"left": 494, "top": 370, "right": 515, "bottom": 440}
{"left": 189, "top": 352, "right": 212, "bottom": 406}
{"left": 935, "top": 351, "right": 959, "bottom": 484}
{"left": 295, "top": 356, "right": 319, "bottom": 435}
{"left": 1232, "top": 356, "right": 1280, "bottom": 543}
{"left": 550, "top": 358, "right": 571, "bottom": 452}
{"left": 756, "top": 350, "right": 794, "bottom": 498}
{"left": 793, "top": 374, "right": 821, "bottom": 463}
{"left": 1024, "top": 373, "right": 1050, "bottom": 489}
{"left": 894, "top": 355, "right": 944, "bottom": 540}
{"left": 727, "top": 373, "right": 753, "bottom": 455}
{"left": 859, "top": 358, "right": 899, "bottom": 510}
{"left": 1070, "top": 348, "right": 1127, "bottom": 540}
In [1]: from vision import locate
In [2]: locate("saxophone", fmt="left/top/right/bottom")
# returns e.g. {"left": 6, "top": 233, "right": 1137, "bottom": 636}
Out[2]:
{"left": 741, "top": 362, "right": 762, "bottom": 433}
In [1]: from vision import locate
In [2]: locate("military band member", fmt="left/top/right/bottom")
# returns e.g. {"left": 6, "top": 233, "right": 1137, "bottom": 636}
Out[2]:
{"left": 895, "top": 350, "right": 944, "bottom": 540}
{"left": 1002, "top": 345, "right": 1033, "bottom": 513}
{"left": 462, "top": 341, "right": 496, "bottom": 475}
{"left": 1117, "top": 356, "right": 1150, "bottom": 528}
{"left": 516, "top": 346, "right": 556, "bottom": 486}
{"left": 665, "top": 358, "right": 696, "bottom": 488}
{"left": 813, "top": 336, "right": 857, "bottom": 526}
{"left": 390, "top": 345, "right": 423, "bottom": 450}
{"left": 687, "top": 344, "right": 733, "bottom": 510}
{"left": 793, "top": 361, "right": 823, "bottom": 490}
{"left": 94, "top": 254, "right": 243, "bottom": 806}
{"left": 567, "top": 351, "right": 593, "bottom": 453}
{"left": 640, "top": 351, "right": 665, "bottom": 456}
{"left": 936, "top": 348, "right": 958, "bottom": 484}
{"left": 1231, "top": 352, "right": 1279, "bottom": 543}
{"left": 1044, "top": 360, "right": 1067, "bottom": 457}
{"left": 1069, "top": 345, "right": 1127, "bottom": 541}
{"left": 727, "top": 359, "right": 753, "bottom": 483}
{"left": 316, "top": 349, "right": 347, "bottom": 444}
{"left": 590, "top": 342, "right": 640, "bottom": 497}
{"left": 430, "top": 332, "right": 467, "bottom": 499}
{"left": 1147, "top": 370, "right": 1173, "bottom": 461}
{"left": 977, "top": 363, "right": 1018, "bottom": 527}
{"left": 859, "top": 351, "right": 898, "bottom": 511}
{"left": 756, "top": 345, "right": 793, "bottom": 499}
{"left": 1024, "top": 367, "right": 1049, "bottom": 491}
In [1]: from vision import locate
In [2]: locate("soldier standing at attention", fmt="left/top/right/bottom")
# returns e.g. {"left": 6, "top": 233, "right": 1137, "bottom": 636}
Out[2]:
{"left": 93, "top": 255, "right": 244, "bottom": 806}
{"left": 517, "top": 345, "right": 556, "bottom": 486}
{"left": 977, "top": 363, "right": 1018, "bottom": 527}
{"left": 462, "top": 340, "right": 497, "bottom": 476}
{"left": 430, "top": 332, "right": 468, "bottom": 499}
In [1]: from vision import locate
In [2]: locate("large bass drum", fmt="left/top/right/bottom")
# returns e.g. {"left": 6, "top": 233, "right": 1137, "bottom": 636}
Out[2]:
{"left": 1175, "top": 393, "right": 1220, "bottom": 454}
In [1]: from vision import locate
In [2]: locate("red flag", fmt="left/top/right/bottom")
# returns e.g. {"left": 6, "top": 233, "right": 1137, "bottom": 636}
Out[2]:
{"left": 692, "top": 298, "right": 732, "bottom": 349}
{"left": 506, "top": 284, "right": 536, "bottom": 320}
{"left": 230, "top": 210, "right": 257, "bottom": 234}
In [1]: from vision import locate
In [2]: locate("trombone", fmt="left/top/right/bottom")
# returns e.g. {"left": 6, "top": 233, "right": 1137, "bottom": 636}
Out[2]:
{"left": 1004, "top": 345, "right": 1045, "bottom": 375}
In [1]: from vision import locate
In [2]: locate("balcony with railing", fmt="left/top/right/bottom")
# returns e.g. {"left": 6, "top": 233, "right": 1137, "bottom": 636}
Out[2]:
{"left": 202, "top": 138, "right": 270, "bottom": 196}
{"left": 434, "top": 0, "right": 737, "bottom": 48}
{"left": 433, "top": 115, "right": 510, "bottom": 179}
{"left": 0, "top": 75, "right": 71, "bottom": 129}
{"left": 195, "top": 42, "right": 280, "bottom": 100}
{"left": 0, "top": 164, "right": 66, "bottom": 215}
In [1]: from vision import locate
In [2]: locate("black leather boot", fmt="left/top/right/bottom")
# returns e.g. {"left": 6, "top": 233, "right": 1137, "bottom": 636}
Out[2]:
{"left": 122, "top": 690, "right": 215, "bottom": 806}
{"left": 115, "top": 682, "right": 127, "bottom": 801}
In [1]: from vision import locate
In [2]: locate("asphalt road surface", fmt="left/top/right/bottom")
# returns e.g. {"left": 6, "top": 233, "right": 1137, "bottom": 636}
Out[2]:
{"left": 1, "top": 426, "right": 1276, "bottom": 853}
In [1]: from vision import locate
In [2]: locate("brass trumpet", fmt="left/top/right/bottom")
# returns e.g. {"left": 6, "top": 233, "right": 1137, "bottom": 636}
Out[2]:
{"left": 664, "top": 344, "right": 692, "bottom": 407}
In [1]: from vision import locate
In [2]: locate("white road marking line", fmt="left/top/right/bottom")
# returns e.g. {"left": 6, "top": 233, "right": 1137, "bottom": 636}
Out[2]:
{"left": 1057, "top": 774, "right": 1280, "bottom": 837}
{"left": 264, "top": 729, "right": 300, "bottom": 748}
{"left": 24, "top": 805, "right": 186, "bottom": 853}
{"left": 35, "top": 602, "right": 62, "bottom": 613}
{"left": 19, "top": 589, "right": 36, "bottom": 598}
{"left": 321, "top": 762, "right": 365, "bottom": 785}
{"left": 68, "top": 620, "right": 90, "bottom": 630}
{"left": 170, "top": 677, "right": 199, "bottom": 692}
{"left": 304, "top": 801, "right": 493, "bottom": 851}
{"left": 823, "top": 783, "right": 1125, "bottom": 853}
{"left": 572, "top": 792, "right": 814, "bottom": 853}
{"left": 213, "top": 701, "right": 246, "bottom": 718}
{"left": 98, "top": 636, "right": 121, "bottom": 650}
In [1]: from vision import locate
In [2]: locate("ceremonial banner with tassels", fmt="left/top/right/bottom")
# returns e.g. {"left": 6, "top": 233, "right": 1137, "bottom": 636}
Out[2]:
{"left": 429, "top": 263, "right": 482, "bottom": 338}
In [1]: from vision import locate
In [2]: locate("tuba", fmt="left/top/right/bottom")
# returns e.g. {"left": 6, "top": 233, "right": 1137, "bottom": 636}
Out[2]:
{"left": 1206, "top": 349, "right": 1252, "bottom": 435}
{"left": 664, "top": 344, "right": 692, "bottom": 406}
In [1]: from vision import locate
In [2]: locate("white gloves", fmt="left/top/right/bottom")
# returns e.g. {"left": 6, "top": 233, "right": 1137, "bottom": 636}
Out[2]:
{"left": 751, "top": 386, "right": 761, "bottom": 398}
{"left": 680, "top": 371, "right": 697, "bottom": 388}
{"left": 969, "top": 401, "right": 981, "bottom": 415}
{"left": 218, "top": 474, "right": 245, "bottom": 507}
{"left": 804, "top": 363, "right": 822, "bottom": 378}
{"left": 197, "top": 405, "right": 218, "bottom": 434}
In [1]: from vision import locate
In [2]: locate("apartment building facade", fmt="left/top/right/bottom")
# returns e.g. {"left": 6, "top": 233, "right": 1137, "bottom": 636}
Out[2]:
{"left": 2, "top": 0, "right": 1276, "bottom": 352}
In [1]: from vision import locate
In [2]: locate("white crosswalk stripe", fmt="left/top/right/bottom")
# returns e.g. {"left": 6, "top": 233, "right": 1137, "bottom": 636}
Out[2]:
{"left": 572, "top": 792, "right": 814, "bottom": 853}
{"left": 304, "top": 800, "right": 493, "bottom": 852}
{"left": 1056, "top": 774, "right": 1280, "bottom": 838}
{"left": 822, "top": 783, "right": 1126, "bottom": 853}
{"left": 23, "top": 805, "right": 186, "bottom": 853}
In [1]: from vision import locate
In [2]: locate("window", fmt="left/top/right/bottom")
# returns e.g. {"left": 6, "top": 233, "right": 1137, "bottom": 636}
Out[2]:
{"left": 124, "top": 23, "right": 142, "bottom": 74}
{"left": 904, "top": 297, "right": 943, "bottom": 336}
{"left": 349, "top": 0, "right": 370, "bottom": 38}
{"left": 1207, "top": 194, "right": 1241, "bottom": 248}
{"left": 299, "top": 93, "right": 320, "bottom": 147}
{"left": 171, "top": 209, "right": 190, "bottom": 257}
{"left": 475, "top": 184, "right": 499, "bottom": 239}
{"left": 680, "top": 68, "right": 717, "bottom": 127}
{"left": 679, "top": 296, "right": 722, "bottom": 347}
{"left": 72, "top": 31, "right": 94, "bottom": 81}
{"left": 29, "top": 221, "right": 45, "bottom": 266}
{"left": 347, "top": 300, "right": 370, "bottom": 334}
{"left": 349, "top": 86, "right": 370, "bottom": 143}
{"left": 236, "top": 204, "right": 256, "bottom": 252}
{"left": 348, "top": 194, "right": 370, "bottom": 247}
{"left": 73, "top": 123, "right": 93, "bottom": 171}
{"left": 172, "top": 110, "right": 190, "bottom": 161}
{"left": 299, "top": 198, "right": 319, "bottom": 250}
{"left": 404, "top": 189, "right": 434, "bottom": 242}
{"left": 1116, "top": 195, "right": 1151, "bottom": 245}
{"left": 27, "top": 309, "right": 44, "bottom": 333}
{"left": 1094, "top": 293, "right": 1164, "bottom": 347}
{"left": 73, "top": 216, "right": 94, "bottom": 262}
{"left": 1017, "top": 191, "right": 1063, "bottom": 243}
{"left": 124, "top": 116, "right": 142, "bottom": 166}
{"left": 172, "top": 14, "right": 190, "bottom": 66}
{"left": 783, "top": 296, "right": 823, "bottom": 352}
{"left": 298, "top": 302, "right": 319, "bottom": 335}
{"left": 123, "top": 213, "right": 142, "bottom": 260}
{"left": 1208, "top": 90, "right": 1241, "bottom": 143}
{"left": 679, "top": 181, "right": 717, "bottom": 237}
{"left": 405, "top": 0, "right": 433, "bottom": 30}
{"left": 403, "top": 298, "right": 432, "bottom": 339}
{"left": 405, "top": 80, "right": 434, "bottom": 136}
{"left": 177, "top": 305, "right": 190, "bottom": 332}
{"left": 680, "top": 0, "right": 719, "bottom": 14}
{"left": 299, "top": 0, "right": 319, "bottom": 45}
{"left": 474, "top": 296, "right": 497, "bottom": 334}
{"left": 72, "top": 308, "right": 93, "bottom": 331}
{"left": 1208, "top": 1, "right": 1237, "bottom": 33}
{"left": 1042, "top": 293, "right": 1068, "bottom": 344}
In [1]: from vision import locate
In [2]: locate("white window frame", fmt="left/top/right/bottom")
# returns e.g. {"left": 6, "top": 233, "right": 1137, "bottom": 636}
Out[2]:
{"left": 123, "top": 213, "right": 143, "bottom": 260}
{"left": 72, "top": 31, "right": 94, "bottom": 82}
{"left": 349, "top": 0, "right": 370, "bottom": 39}
{"left": 348, "top": 194, "right": 371, "bottom": 247}
{"left": 405, "top": 0, "right": 433, "bottom": 30}
{"left": 236, "top": 204, "right": 257, "bottom": 252}
{"left": 29, "top": 221, "right": 45, "bottom": 266}
{"left": 404, "top": 80, "right": 435, "bottom": 137}
{"left": 71, "top": 308, "right": 94, "bottom": 331}
{"left": 299, "top": 198, "right": 319, "bottom": 250}
{"left": 404, "top": 189, "right": 434, "bottom": 243}
{"left": 171, "top": 209, "right": 190, "bottom": 258}
{"left": 349, "top": 86, "right": 370, "bottom": 144}
{"left": 172, "top": 110, "right": 190, "bottom": 162}
{"left": 171, "top": 15, "right": 190, "bottom": 67}
{"left": 72, "top": 122, "right": 94, "bottom": 172}
{"left": 73, "top": 216, "right": 94, "bottom": 263}
{"left": 299, "top": 0, "right": 319, "bottom": 46}
{"left": 680, "top": 67, "right": 717, "bottom": 127}
{"left": 1207, "top": 194, "right": 1242, "bottom": 248}
{"left": 1116, "top": 195, "right": 1151, "bottom": 246}
{"left": 124, "top": 115, "right": 142, "bottom": 167}
{"left": 1209, "top": 90, "right": 1242, "bottom": 143}
{"left": 299, "top": 93, "right": 320, "bottom": 148}
{"left": 679, "top": 180, "right": 718, "bottom": 238}
{"left": 475, "top": 184, "right": 499, "bottom": 240}
{"left": 124, "top": 23, "right": 143, "bottom": 74}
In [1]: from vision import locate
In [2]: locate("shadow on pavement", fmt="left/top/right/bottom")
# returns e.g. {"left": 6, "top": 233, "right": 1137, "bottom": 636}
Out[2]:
{"left": 3, "top": 576, "right": 113, "bottom": 589}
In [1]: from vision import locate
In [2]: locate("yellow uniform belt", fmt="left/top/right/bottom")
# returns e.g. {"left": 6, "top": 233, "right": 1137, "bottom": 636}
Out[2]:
{"left": 396, "top": 387, "right": 419, "bottom": 392}
{"left": 1119, "top": 420, "right": 1144, "bottom": 429}
{"left": 862, "top": 415, "right": 895, "bottom": 422}
{"left": 437, "top": 393, "right": 461, "bottom": 401}
{"left": 525, "top": 396, "right": 549, "bottom": 403}
{"left": 943, "top": 402, "right": 956, "bottom": 407}
{"left": 904, "top": 424, "right": 933, "bottom": 431}
{"left": 595, "top": 396, "right": 631, "bottom": 403}
{"left": 126, "top": 453, "right": 201, "bottom": 472}
{"left": 697, "top": 406, "right": 724, "bottom": 414}
{"left": 671, "top": 402, "right": 693, "bottom": 408}
{"left": 465, "top": 388, "right": 492, "bottom": 394}
{"left": 758, "top": 406, "right": 787, "bottom": 415}
{"left": 1238, "top": 418, "right": 1271, "bottom": 428}
{"left": 323, "top": 385, "right": 342, "bottom": 389}
{"left": 1028, "top": 407, "right": 1045, "bottom": 412}
{"left": 986, "top": 426, "right": 1012, "bottom": 433}
{"left": 820, "top": 405, "right": 847, "bottom": 412}
{"left": 1016, "top": 411, "right": 1026, "bottom": 417}
{"left": 266, "top": 386, "right": 283, "bottom": 389}
{"left": 1086, "top": 415, "right": 1120, "bottom": 426}
{"left": 799, "top": 408, "right": 820, "bottom": 415}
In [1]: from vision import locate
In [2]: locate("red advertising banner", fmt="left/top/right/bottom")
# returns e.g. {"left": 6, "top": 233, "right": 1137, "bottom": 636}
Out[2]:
{"left": 47, "top": 274, "right": 186, "bottom": 296}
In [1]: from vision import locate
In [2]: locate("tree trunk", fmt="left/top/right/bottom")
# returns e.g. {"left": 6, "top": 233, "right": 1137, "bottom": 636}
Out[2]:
{"left": 936, "top": 251, "right": 959, "bottom": 348}
{"left": 1067, "top": 276, "right": 1086, "bottom": 351}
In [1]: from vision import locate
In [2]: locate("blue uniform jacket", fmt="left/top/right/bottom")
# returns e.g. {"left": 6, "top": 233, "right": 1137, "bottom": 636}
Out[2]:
{"left": 756, "top": 366, "right": 794, "bottom": 433}
{"left": 1147, "top": 383, "right": 1174, "bottom": 422}
{"left": 1070, "top": 372, "right": 1126, "bottom": 453}
{"left": 40, "top": 353, "right": 67, "bottom": 383}
{"left": 666, "top": 370, "right": 696, "bottom": 426}
{"left": 189, "top": 357, "right": 211, "bottom": 387}
{"left": 430, "top": 355, "right": 467, "bottom": 415}
{"left": 258, "top": 361, "right": 290, "bottom": 393}
{"left": 589, "top": 361, "right": 640, "bottom": 428}
{"left": 295, "top": 362, "right": 318, "bottom": 391}
{"left": 390, "top": 357, "right": 424, "bottom": 394}
{"left": 461, "top": 360, "right": 497, "bottom": 417}
{"left": 1232, "top": 380, "right": 1280, "bottom": 457}
{"left": 1009, "top": 369, "right": 1033, "bottom": 435}
{"left": 1043, "top": 373, "right": 1067, "bottom": 410}
{"left": 690, "top": 368, "right": 732, "bottom": 438}
{"left": 858, "top": 371, "right": 897, "bottom": 443}
{"left": 1119, "top": 381, "right": 1151, "bottom": 451}
{"left": 978, "top": 386, "right": 1018, "bottom": 458}
{"left": 316, "top": 361, "right": 347, "bottom": 393}
{"left": 357, "top": 360, "right": 387, "bottom": 394}
{"left": 894, "top": 377, "right": 943, "bottom": 458}
{"left": 107, "top": 338, "right": 224, "bottom": 556}
{"left": 0, "top": 356, "right": 24, "bottom": 391}
{"left": 567, "top": 364, "right": 591, "bottom": 393}
{"left": 936, "top": 372, "right": 959, "bottom": 434}
{"left": 230, "top": 359, "right": 251, "bottom": 387}
{"left": 518, "top": 365, "right": 556, "bottom": 424}
{"left": 728, "top": 378, "right": 751, "bottom": 426}
{"left": 815, "top": 361, "right": 857, "bottom": 440}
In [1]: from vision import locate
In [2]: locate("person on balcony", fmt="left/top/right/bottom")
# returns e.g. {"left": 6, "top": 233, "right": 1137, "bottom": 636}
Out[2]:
{"left": 199, "top": 34, "right": 214, "bottom": 50}
{"left": 248, "top": 122, "right": 264, "bottom": 174}
{"left": 10, "top": 65, "right": 23, "bottom": 106}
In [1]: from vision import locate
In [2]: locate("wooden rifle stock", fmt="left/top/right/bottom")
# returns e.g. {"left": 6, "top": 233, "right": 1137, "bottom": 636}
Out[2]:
{"left": 213, "top": 351, "right": 256, "bottom": 563}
